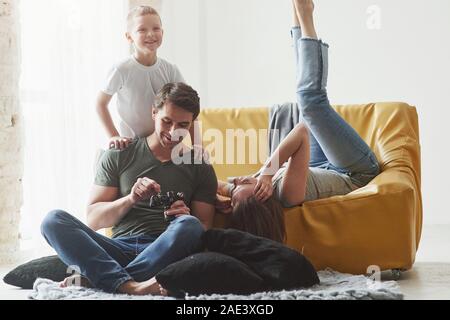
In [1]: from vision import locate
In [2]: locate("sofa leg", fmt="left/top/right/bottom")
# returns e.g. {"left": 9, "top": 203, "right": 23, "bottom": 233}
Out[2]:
{"left": 391, "top": 269, "right": 403, "bottom": 280}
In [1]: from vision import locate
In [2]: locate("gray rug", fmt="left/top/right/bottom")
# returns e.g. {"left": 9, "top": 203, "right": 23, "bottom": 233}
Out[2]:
{"left": 28, "top": 269, "right": 403, "bottom": 300}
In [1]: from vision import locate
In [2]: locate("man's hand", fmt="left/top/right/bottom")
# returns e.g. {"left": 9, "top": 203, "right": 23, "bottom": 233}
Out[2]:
{"left": 129, "top": 178, "right": 161, "bottom": 204}
{"left": 253, "top": 175, "right": 274, "bottom": 202}
{"left": 164, "top": 200, "right": 191, "bottom": 219}
{"left": 109, "top": 136, "right": 133, "bottom": 150}
{"left": 215, "top": 194, "right": 232, "bottom": 214}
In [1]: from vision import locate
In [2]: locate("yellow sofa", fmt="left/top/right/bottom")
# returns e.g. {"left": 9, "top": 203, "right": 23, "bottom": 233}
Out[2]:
{"left": 199, "top": 102, "right": 422, "bottom": 275}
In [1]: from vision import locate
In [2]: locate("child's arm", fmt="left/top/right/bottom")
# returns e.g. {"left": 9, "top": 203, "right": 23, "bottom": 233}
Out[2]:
{"left": 96, "top": 92, "right": 132, "bottom": 149}
{"left": 189, "top": 120, "right": 201, "bottom": 146}
{"left": 190, "top": 119, "right": 210, "bottom": 162}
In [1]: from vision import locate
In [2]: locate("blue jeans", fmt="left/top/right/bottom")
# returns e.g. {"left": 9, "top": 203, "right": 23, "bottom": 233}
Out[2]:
{"left": 41, "top": 210, "right": 204, "bottom": 293}
{"left": 292, "top": 27, "right": 380, "bottom": 187}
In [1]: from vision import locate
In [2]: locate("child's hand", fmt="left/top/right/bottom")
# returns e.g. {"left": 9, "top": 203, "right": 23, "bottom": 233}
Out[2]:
{"left": 109, "top": 136, "right": 132, "bottom": 150}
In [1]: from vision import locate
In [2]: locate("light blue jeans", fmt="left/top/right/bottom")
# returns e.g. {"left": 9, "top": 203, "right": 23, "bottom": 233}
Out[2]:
{"left": 41, "top": 210, "right": 204, "bottom": 293}
{"left": 275, "top": 28, "right": 380, "bottom": 207}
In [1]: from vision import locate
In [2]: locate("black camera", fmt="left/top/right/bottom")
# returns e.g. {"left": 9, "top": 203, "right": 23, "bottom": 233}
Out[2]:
{"left": 149, "top": 191, "right": 185, "bottom": 222}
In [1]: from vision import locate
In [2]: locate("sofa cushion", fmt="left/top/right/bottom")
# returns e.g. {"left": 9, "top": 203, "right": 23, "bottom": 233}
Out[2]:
{"left": 3, "top": 255, "right": 68, "bottom": 289}
{"left": 203, "top": 228, "right": 320, "bottom": 290}
{"left": 155, "top": 252, "right": 264, "bottom": 296}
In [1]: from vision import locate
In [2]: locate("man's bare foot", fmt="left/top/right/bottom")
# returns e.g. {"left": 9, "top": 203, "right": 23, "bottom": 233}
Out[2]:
{"left": 59, "top": 275, "right": 92, "bottom": 288}
{"left": 159, "top": 285, "right": 169, "bottom": 297}
{"left": 118, "top": 277, "right": 165, "bottom": 296}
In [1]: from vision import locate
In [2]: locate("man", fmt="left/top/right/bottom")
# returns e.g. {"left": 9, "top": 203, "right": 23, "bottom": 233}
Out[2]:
{"left": 41, "top": 82, "right": 217, "bottom": 295}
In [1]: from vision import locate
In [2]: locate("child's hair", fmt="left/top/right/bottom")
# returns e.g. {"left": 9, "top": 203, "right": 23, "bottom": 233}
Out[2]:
{"left": 230, "top": 196, "right": 286, "bottom": 243}
{"left": 127, "top": 5, "right": 161, "bottom": 30}
{"left": 154, "top": 83, "right": 200, "bottom": 120}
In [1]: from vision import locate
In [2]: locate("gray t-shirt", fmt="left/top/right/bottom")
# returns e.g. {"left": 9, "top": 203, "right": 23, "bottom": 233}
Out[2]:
{"left": 95, "top": 138, "right": 217, "bottom": 238}
{"left": 101, "top": 57, "right": 185, "bottom": 138}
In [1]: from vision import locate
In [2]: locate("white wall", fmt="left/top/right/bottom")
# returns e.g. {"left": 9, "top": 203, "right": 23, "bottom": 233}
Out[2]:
{"left": 161, "top": 0, "right": 449, "bottom": 225}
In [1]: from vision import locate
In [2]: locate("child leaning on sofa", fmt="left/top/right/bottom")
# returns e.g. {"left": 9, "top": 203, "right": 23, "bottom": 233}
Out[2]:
{"left": 96, "top": 5, "right": 202, "bottom": 150}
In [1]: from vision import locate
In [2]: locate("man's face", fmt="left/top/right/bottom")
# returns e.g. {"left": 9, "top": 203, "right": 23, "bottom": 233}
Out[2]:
{"left": 127, "top": 14, "right": 163, "bottom": 54}
{"left": 152, "top": 102, "right": 193, "bottom": 149}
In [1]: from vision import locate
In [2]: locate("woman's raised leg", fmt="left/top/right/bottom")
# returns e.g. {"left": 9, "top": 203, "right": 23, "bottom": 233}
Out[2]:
{"left": 293, "top": 0, "right": 380, "bottom": 186}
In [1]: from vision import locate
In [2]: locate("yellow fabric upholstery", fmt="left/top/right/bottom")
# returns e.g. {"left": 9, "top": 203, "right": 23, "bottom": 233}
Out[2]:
{"left": 199, "top": 102, "right": 422, "bottom": 274}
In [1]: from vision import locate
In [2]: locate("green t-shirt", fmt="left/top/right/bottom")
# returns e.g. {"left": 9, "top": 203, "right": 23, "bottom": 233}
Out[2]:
{"left": 95, "top": 138, "right": 218, "bottom": 238}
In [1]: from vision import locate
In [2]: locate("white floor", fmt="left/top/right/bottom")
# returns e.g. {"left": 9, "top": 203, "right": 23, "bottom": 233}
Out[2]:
{"left": 1, "top": 224, "right": 450, "bottom": 300}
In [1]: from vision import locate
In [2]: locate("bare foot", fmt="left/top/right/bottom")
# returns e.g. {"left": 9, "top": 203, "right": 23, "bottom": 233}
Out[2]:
{"left": 118, "top": 277, "right": 163, "bottom": 296}
{"left": 59, "top": 275, "right": 92, "bottom": 288}
{"left": 293, "top": 0, "right": 315, "bottom": 17}
{"left": 159, "top": 285, "right": 168, "bottom": 296}
{"left": 293, "top": 0, "right": 317, "bottom": 39}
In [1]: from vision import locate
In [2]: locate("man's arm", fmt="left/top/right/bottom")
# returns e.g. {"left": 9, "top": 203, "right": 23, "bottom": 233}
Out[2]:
{"left": 87, "top": 178, "right": 161, "bottom": 231}
{"left": 191, "top": 201, "right": 215, "bottom": 230}
{"left": 86, "top": 185, "right": 134, "bottom": 231}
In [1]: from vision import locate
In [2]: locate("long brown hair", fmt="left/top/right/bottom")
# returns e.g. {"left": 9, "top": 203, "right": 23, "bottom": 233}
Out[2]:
{"left": 230, "top": 196, "right": 286, "bottom": 243}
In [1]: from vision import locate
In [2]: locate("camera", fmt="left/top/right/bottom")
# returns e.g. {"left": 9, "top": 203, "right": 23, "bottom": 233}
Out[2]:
{"left": 149, "top": 191, "right": 185, "bottom": 222}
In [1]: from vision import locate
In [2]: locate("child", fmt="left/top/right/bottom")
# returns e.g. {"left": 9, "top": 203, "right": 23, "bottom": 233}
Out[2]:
{"left": 97, "top": 6, "right": 199, "bottom": 150}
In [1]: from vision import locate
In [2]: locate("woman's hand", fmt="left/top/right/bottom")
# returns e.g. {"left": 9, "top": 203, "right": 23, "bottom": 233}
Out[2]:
{"left": 215, "top": 194, "right": 232, "bottom": 214}
{"left": 234, "top": 176, "right": 257, "bottom": 186}
{"left": 253, "top": 175, "right": 273, "bottom": 202}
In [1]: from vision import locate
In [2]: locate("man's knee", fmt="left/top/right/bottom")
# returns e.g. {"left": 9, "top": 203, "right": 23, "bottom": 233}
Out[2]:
{"left": 171, "top": 215, "right": 204, "bottom": 247}
{"left": 40, "top": 210, "right": 71, "bottom": 237}
{"left": 174, "top": 215, "right": 204, "bottom": 236}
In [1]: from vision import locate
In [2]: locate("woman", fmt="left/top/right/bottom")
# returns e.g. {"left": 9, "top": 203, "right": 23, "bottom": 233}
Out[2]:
{"left": 216, "top": 0, "right": 380, "bottom": 243}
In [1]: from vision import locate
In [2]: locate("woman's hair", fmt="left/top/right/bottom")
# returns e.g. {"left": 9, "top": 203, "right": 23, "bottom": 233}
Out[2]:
{"left": 154, "top": 82, "right": 200, "bottom": 120}
{"left": 127, "top": 6, "right": 161, "bottom": 30}
{"left": 230, "top": 196, "right": 286, "bottom": 243}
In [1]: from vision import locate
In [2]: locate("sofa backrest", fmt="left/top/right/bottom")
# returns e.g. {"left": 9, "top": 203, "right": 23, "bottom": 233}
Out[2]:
{"left": 198, "top": 102, "right": 421, "bottom": 185}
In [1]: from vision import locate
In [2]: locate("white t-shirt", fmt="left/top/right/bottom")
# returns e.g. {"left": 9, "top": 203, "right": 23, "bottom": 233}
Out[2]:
{"left": 102, "top": 56, "right": 185, "bottom": 138}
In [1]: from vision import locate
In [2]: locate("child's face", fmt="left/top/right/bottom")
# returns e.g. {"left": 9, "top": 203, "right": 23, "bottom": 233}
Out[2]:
{"left": 127, "top": 14, "right": 163, "bottom": 54}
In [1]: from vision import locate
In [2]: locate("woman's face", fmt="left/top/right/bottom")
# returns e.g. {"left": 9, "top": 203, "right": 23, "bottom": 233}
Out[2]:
{"left": 231, "top": 177, "right": 257, "bottom": 207}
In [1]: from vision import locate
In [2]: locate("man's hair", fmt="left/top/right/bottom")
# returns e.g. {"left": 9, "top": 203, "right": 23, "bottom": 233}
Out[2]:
{"left": 127, "top": 5, "right": 161, "bottom": 30}
{"left": 230, "top": 196, "right": 286, "bottom": 243}
{"left": 154, "top": 82, "right": 200, "bottom": 120}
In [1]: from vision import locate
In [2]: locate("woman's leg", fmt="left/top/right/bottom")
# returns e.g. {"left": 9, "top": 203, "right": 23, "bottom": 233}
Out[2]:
{"left": 293, "top": 0, "right": 380, "bottom": 187}
{"left": 41, "top": 210, "right": 134, "bottom": 292}
{"left": 291, "top": 1, "right": 327, "bottom": 168}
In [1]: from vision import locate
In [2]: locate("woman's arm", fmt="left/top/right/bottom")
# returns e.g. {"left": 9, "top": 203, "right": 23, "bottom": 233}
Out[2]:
{"left": 254, "top": 123, "right": 310, "bottom": 202}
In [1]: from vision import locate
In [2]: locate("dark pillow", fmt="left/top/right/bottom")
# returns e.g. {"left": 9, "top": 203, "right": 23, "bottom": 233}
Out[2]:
{"left": 3, "top": 255, "right": 68, "bottom": 289}
{"left": 155, "top": 252, "right": 264, "bottom": 296}
{"left": 203, "top": 229, "right": 320, "bottom": 290}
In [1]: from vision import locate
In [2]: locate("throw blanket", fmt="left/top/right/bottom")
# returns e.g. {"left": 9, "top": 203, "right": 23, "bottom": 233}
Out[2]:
{"left": 268, "top": 102, "right": 300, "bottom": 156}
